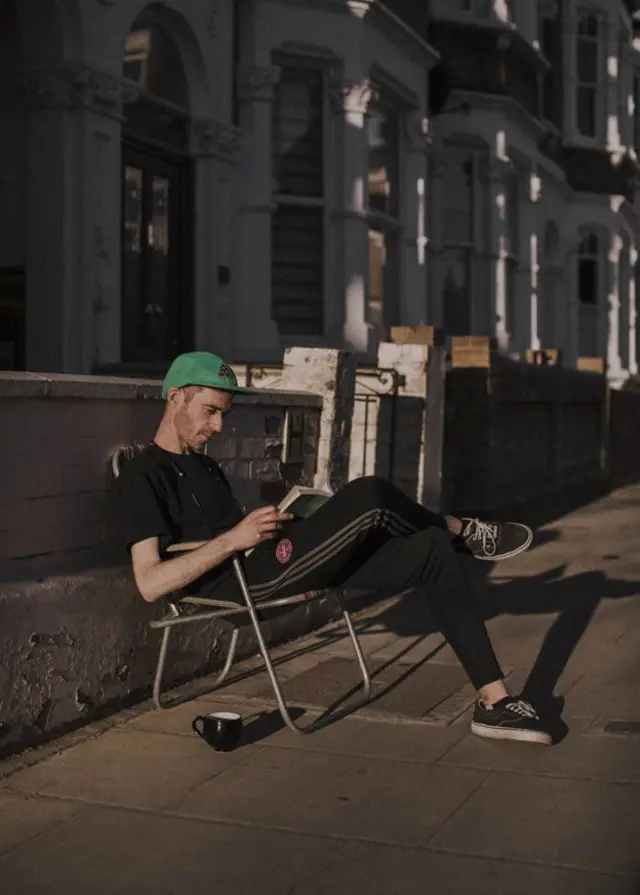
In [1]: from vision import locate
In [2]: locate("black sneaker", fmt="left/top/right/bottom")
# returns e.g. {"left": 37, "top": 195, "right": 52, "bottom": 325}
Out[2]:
{"left": 471, "top": 697, "right": 552, "bottom": 745}
{"left": 459, "top": 518, "right": 533, "bottom": 561}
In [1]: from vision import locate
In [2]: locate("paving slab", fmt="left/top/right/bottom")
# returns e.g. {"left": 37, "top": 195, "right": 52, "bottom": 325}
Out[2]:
{"left": 251, "top": 655, "right": 471, "bottom": 722}
{"left": 0, "top": 792, "right": 80, "bottom": 857}
{"left": 437, "top": 723, "right": 640, "bottom": 784}
{"left": 430, "top": 771, "right": 640, "bottom": 876}
{"left": 167, "top": 746, "right": 488, "bottom": 846}
{"left": 0, "top": 805, "right": 335, "bottom": 895}
{"left": 123, "top": 698, "right": 470, "bottom": 761}
{"left": 287, "top": 839, "right": 637, "bottom": 895}
{"left": 0, "top": 728, "right": 260, "bottom": 810}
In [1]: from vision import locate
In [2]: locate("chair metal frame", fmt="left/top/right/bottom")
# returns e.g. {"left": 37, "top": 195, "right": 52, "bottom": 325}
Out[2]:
{"left": 111, "top": 444, "right": 371, "bottom": 733}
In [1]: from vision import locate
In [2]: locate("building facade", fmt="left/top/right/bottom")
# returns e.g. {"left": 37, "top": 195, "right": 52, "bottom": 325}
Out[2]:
{"left": 0, "top": 0, "right": 435, "bottom": 374}
{"left": 1, "top": 0, "right": 639, "bottom": 382}
{"left": 426, "top": 0, "right": 640, "bottom": 384}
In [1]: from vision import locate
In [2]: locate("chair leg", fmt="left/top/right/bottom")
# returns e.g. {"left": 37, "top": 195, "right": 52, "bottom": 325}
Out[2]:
{"left": 152, "top": 617, "right": 241, "bottom": 710}
{"left": 232, "top": 557, "right": 372, "bottom": 734}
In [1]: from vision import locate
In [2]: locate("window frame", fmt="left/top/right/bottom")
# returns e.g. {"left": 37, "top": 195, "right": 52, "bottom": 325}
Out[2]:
{"left": 270, "top": 58, "right": 331, "bottom": 338}
{"left": 436, "top": 143, "right": 488, "bottom": 336}
{"left": 364, "top": 91, "right": 403, "bottom": 341}
{"left": 574, "top": 6, "right": 607, "bottom": 142}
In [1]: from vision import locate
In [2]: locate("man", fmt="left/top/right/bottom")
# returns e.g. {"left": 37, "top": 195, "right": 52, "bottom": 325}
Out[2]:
{"left": 113, "top": 351, "right": 553, "bottom": 745}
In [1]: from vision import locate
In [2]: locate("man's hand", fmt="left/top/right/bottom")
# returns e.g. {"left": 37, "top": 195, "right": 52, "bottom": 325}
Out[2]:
{"left": 227, "top": 506, "right": 294, "bottom": 552}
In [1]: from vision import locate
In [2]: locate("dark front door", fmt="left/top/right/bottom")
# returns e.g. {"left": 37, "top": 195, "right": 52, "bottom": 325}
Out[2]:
{"left": 122, "top": 144, "right": 192, "bottom": 365}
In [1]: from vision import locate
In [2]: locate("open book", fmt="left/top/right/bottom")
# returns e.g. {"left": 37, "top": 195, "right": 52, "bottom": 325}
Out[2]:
{"left": 165, "top": 484, "right": 332, "bottom": 553}
{"left": 277, "top": 484, "right": 332, "bottom": 519}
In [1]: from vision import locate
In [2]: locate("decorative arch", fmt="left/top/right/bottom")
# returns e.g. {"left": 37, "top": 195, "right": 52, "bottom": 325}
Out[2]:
{"left": 118, "top": 2, "right": 210, "bottom": 117}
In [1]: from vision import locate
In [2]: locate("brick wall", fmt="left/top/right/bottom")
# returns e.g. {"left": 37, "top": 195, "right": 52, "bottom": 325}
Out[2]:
{"left": 443, "top": 338, "right": 608, "bottom": 516}
{"left": 0, "top": 372, "right": 321, "bottom": 581}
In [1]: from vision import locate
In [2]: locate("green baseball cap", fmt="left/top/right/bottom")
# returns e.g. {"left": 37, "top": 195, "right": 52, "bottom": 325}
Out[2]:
{"left": 161, "top": 352, "right": 254, "bottom": 398}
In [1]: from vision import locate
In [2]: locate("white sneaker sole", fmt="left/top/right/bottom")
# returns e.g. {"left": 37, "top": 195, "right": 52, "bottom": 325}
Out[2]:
{"left": 473, "top": 523, "right": 534, "bottom": 562}
{"left": 471, "top": 720, "right": 552, "bottom": 745}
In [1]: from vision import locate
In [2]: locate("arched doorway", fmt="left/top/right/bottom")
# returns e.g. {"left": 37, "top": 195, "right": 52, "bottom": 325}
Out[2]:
{"left": 121, "top": 8, "right": 193, "bottom": 367}
{"left": 0, "top": 0, "right": 26, "bottom": 369}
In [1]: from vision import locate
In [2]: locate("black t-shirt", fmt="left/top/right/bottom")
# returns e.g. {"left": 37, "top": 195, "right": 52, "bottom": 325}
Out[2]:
{"left": 111, "top": 444, "right": 245, "bottom": 590}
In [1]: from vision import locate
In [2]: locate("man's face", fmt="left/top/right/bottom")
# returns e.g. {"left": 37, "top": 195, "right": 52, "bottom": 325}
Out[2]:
{"left": 171, "top": 386, "right": 233, "bottom": 450}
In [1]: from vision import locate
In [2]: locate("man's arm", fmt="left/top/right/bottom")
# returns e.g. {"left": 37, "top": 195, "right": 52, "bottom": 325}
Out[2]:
{"left": 131, "top": 506, "right": 293, "bottom": 603}
{"left": 131, "top": 533, "right": 236, "bottom": 603}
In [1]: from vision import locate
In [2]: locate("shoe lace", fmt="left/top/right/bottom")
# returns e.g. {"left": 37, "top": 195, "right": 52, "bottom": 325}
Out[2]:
{"left": 504, "top": 699, "right": 539, "bottom": 720}
{"left": 464, "top": 518, "right": 499, "bottom": 555}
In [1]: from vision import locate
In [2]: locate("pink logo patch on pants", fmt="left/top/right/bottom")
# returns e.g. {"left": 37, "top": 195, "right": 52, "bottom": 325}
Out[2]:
{"left": 275, "top": 538, "right": 293, "bottom": 564}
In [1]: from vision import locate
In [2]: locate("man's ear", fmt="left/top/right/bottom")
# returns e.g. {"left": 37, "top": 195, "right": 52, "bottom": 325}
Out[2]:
{"left": 166, "top": 387, "right": 182, "bottom": 404}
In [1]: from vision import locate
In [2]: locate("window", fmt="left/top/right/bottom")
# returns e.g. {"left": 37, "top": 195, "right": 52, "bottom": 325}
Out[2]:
{"left": 576, "top": 10, "right": 605, "bottom": 139}
{"left": 439, "top": 147, "right": 484, "bottom": 335}
{"left": 540, "top": 1, "right": 562, "bottom": 128}
{"left": 577, "top": 232, "right": 601, "bottom": 356}
{"left": 366, "top": 99, "right": 401, "bottom": 341}
{"left": 271, "top": 66, "right": 325, "bottom": 336}
{"left": 505, "top": 170, "right": 520, "bottom": 340}
{"left": 578, "top": 233, "right": 599, "bottom": 305}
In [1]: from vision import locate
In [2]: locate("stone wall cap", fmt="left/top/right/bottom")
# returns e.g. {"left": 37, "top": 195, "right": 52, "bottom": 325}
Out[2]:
{"left": 0, "top": 372, "right": 323, "bottom": 406}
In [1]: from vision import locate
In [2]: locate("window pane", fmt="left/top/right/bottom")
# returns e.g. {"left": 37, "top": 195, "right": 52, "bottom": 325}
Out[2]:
{"left": 442, "top": 148, "right": 475, "bottom": 244}
{"left": 442, "top": 248, "right": 472, "bottom": 335}
{"left": 368, "top": 106, "right": 400, "bottom": 217}
{"left": 578, "top": 257, "right": 598, "bottom": 305}
{"left": 272, "top": 205, "right": 324, "bottom": 334}
{"left": 123, "top": 19, "right": 188, "bottom": 108}
{"left": 368, "top": 227, "right": 397, "bottom": 340}
{"left": 577, "top": 86, "right": 597, "bottom": 137}
{"left": 578, "top": 12, "right": 599, "bottom": 38}
{"left": 577, "top": 40, "right": 598, "bottom": 83}
{"left": 273, "top": 68, "right": 324, "bottom": 197}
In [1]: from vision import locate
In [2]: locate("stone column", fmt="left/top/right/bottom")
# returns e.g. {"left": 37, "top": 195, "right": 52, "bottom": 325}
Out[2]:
{"left": 481, "top": 155, "right": 510, "bottom": 350}
{"left": 629, "top": 245, "right": 638, "bottom": 375}
{"left": 22, "top": 65, "right": 125, "bottom": 372}
{"left": 424, "top": 145, "right": 448, "bottom": 330}
{"left": 282, "top": 347, "right": 356, "bottom": 491}
{"left": 232, "top": 66, "right": 282, "bottom": 360}
{"left": 606, "top": 234, "right": 623, "bottom": 381}
{"left": 563, "top": 236, "right": 579, "bottom": 367}
{"left": 377, "top": 339, "right": 446, "bottom": 510}
{"left": 190, "top": 118, "right": 242, "bottom": 357}
{"left": 399, "top": 109, "right": 429, "bottom": 327}
{"left": 330, "top": 78, "right": 376, "bottom": 355}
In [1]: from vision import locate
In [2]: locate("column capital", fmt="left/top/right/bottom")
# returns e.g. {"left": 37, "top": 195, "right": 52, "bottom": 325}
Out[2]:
{"left": 191, "top": 117, "right": 242, "bottom": 163}
{"left": 21, "top": 65, "right": 137, "bottom": 119}
{"left": 329, "top": 78, "right": 379, "bottom": 115}
{"left": 237, "top": 66, "right": 282, "bottom": 102}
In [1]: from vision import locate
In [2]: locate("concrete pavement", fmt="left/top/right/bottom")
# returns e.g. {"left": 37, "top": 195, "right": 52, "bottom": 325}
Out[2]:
{"left": 2, "top": 484, "right": 640, "bottom": 894}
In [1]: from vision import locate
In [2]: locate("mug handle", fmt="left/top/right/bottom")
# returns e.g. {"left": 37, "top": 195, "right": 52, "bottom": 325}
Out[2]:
{"left": 192, "top": 716, "right": 206, "bottom": 737}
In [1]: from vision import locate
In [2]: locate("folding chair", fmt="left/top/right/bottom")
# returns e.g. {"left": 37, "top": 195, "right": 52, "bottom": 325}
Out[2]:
{"left": 111, "top": 444, "right": 372, "bottom": 733}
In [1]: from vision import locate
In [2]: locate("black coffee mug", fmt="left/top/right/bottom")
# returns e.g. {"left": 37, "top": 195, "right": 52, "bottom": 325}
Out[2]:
{"left": 192, "top": 711, "right": 243, "bottom": 752}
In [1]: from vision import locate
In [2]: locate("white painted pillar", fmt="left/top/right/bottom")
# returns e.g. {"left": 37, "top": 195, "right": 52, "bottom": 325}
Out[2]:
{"left": 282, "top": 347, "right": 357, "bottom": 491}
{"left": 331, "top": 79, "right": 374, "bottom": 355}
{"left": 377, "top": 340, "right": 446, "bottom": 510}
